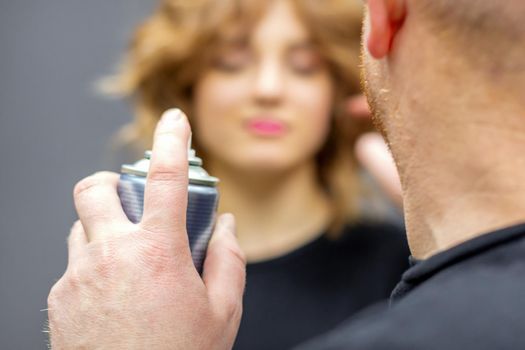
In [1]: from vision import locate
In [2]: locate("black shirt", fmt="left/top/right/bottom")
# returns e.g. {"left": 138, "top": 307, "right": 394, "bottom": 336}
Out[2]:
{"left": 233, "top": 222, "right": 409, "bottom": 350}
{"left": 297, "top": 223, "right": 525, "bottom": 350}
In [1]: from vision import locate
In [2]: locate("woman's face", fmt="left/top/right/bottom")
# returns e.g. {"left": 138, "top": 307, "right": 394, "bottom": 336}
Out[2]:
{"left": 193, "top": 0, "right": 335, "bottom": 173}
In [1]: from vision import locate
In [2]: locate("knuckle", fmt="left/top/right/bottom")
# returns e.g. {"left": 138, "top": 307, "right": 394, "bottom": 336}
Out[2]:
{"left": 224, "top": 242, "right": 247, "bottom": 268}
{"left": 92, "top": 170, "right": 118, "bottom": 179}
{"left": 64, "top": 264, "right": 85, "bottom": 288}
{"left": 153, "top": 133, "right": 187, "bottom": 156}
{"left": 233, "top": 251, "right": 247, "bottom": 273}
{"left": 62, "top": 257, "right": 94, "bottom": 291}
{"left": 68, "top": 220, "right": 83, "bottom": 237}
{"left": 71, "top": 219, "right": 82, "bottom": 230}
{"left": 90, "top": 240, "right": 119, "bottom": 278}
{"left": 73, "top": 176, "right": 95, "bottom": 198}
{"left": 73, "top": 176, "right": 101, "bottom": 200}
{"left": 47, "top": 279, "right": 64, "bottom": 308}
{"left": 73, "top": 172, "right": 117, "bottom": 198}
{"left": 215, "top": 223, "right": 246, "bottom": 266}
{"left": 147, "top": 165, "right": 187, "bottom": 184}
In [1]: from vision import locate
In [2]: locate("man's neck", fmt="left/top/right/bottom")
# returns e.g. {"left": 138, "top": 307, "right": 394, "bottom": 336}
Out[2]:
{"left": 399, "top": 93, "right": 525, "bottom": 259}
{"left": 207, "top": 160, "right": 331, "bottom": 262}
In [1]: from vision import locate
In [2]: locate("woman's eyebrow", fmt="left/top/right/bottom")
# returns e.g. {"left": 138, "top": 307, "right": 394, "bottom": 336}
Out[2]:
{"left": 218, "top": 36, "right": 249, "bottom": 47}
{"left": 287, "top": 40, "right": 316, "bottom": 51}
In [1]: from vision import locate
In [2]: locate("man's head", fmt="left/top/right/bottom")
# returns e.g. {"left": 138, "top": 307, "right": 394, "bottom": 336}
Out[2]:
{"left": 362, "top": 0, "right": 525, "bottom": 177}
{"left": 361, "top": 0, "right": 525, "bottom": 258}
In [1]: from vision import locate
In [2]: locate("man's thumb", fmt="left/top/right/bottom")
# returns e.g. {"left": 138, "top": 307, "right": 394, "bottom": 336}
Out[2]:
{"left": 202, "top": 214, "right": 246, "bottom": 318}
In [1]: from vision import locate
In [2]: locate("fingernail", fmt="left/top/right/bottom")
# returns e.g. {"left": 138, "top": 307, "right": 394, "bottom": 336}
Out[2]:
{"left": 159, "top": 108, "right": 182, "bottom": 128}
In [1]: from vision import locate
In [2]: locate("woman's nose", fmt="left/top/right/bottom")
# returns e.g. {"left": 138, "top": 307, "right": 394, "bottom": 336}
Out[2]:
{"left": 252, "top": 58, "right": 285, "bottom": 105}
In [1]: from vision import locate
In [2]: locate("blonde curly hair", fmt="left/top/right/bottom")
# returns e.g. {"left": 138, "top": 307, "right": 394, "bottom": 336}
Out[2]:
{"left": 105, "top": 0, "right": 370, "bottom": 232}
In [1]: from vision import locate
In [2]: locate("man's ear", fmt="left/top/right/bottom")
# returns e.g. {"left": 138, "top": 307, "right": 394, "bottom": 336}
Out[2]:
{"left": 366, "top": 0, "right": 407, "bottom": 59}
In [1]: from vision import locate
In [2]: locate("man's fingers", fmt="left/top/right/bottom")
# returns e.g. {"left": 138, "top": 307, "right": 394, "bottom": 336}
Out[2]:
{"left": 355, "top": 132, "right": 403, "bottom": 208}
{"left": 141, "top": 109, "right": 190, "bottom": 243}
{"left": 203, "top": 214, "right": 246, "bottom": 319}
{"left": 67, "top": 220, "right": 87, "bottom": 265}
{"left": 73, "top": 171, "right": 130, "bottom": 242}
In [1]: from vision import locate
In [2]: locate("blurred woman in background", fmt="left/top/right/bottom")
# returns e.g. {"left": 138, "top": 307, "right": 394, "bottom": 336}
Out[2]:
{"left": 105, "top": 0, "right": 408, "bottom": 348}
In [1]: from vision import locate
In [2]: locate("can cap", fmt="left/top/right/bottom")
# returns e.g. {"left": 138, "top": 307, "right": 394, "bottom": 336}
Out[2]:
{"left": 122, "top": 139, "right": 218, "bottom": 186}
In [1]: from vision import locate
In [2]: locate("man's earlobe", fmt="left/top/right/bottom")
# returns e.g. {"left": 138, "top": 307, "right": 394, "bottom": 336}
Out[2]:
{"left": 366, "top": 0, "right": 406, "bottom": 59}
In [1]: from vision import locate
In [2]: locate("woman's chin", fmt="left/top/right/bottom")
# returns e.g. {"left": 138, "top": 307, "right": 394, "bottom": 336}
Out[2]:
{"left": 207, "top": 147, "right": 312, "bottom": 175}
{"left": 229, "top": 156, "right": 301, "bottom": 175}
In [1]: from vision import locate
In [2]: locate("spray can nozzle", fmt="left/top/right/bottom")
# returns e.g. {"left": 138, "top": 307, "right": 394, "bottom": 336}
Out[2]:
{"left": 188, "top": 134, "right": 196, "bottom": 159}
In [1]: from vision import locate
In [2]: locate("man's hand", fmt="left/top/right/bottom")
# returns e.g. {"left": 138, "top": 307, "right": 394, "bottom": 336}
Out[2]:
{"left": 47, "top": 109, "right": 246, "bottom": 349}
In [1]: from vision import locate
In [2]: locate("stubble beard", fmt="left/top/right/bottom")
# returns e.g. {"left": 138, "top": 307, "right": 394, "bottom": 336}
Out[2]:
{"left": 360, "top": 49, "right": 391, "bottom": 147}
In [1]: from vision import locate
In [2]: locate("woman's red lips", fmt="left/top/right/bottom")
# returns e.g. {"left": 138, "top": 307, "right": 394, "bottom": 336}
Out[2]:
{"left": 246, "top": 119, "right": 287, "bottom": 136}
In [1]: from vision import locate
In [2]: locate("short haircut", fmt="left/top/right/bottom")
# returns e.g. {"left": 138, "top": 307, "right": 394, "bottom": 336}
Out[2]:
{"left": 415, "top": 0, "right": 525, "bottom": 70}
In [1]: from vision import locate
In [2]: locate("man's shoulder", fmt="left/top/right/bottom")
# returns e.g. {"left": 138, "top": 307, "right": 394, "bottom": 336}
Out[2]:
{"left": 296, "top": 234, "right": 525, "bottom": 350}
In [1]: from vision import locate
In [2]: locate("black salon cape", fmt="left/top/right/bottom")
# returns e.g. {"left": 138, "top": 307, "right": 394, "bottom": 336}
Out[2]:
{"left": 233, "top": 222, "right": 409, "bottom": 350}
{"left": 297, "top": 223, "right": 525, "bottom": 350}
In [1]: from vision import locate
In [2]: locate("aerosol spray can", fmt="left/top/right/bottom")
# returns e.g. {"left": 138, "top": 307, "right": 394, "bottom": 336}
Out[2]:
{"left": 117, "top": 146, "right": 219, "bottom": 273}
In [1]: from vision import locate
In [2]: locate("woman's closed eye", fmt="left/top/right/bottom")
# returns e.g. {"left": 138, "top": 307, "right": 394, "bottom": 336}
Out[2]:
{"left": 288, "top": 47, "right": 324, "bottom": 75}
{"left": 213, "top": 45, "right": 251, "bottom": 72}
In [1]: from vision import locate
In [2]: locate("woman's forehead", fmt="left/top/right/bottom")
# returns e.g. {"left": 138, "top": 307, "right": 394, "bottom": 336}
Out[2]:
{"left": 215, "top": 1, "right": 311, "bottom": 47}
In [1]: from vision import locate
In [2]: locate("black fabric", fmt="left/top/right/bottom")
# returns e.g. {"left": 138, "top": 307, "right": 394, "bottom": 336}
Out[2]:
{"left": 233, "top": 222, "right": 409, "bottom": 350}
{"left": 297, "top": 223, "right": 525, "bottom": 350}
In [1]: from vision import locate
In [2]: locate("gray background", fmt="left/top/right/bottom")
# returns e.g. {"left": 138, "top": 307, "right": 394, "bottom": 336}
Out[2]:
{"left": 0, "top": 1, "right": 154, "bottom": 348}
